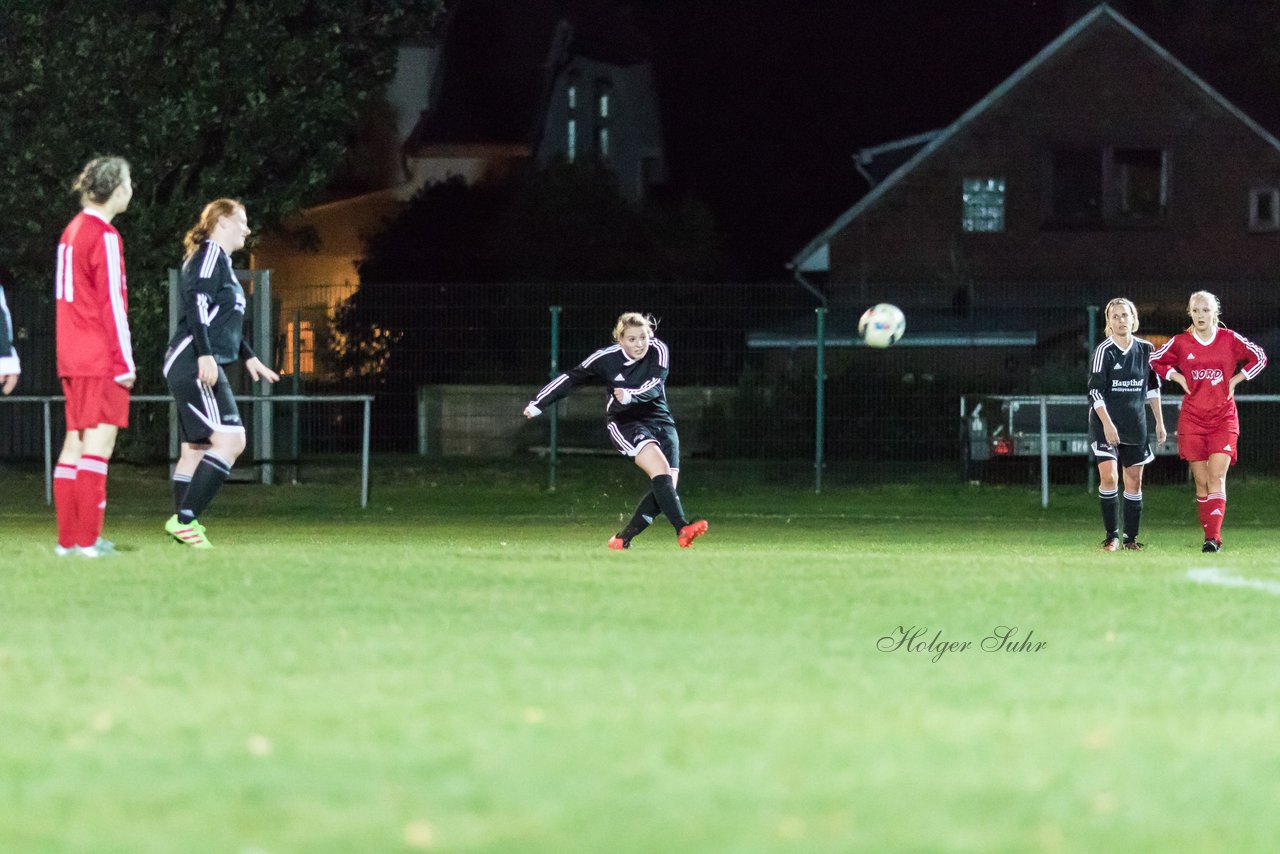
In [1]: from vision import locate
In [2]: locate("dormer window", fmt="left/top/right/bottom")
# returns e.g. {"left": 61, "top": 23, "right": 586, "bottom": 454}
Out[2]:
{"left": 593, "top": 78, "right": 613, "bottom": 161}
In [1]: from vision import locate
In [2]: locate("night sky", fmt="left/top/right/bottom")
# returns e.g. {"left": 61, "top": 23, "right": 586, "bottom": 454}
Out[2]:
{"left": 628, "top": 0, "right": 1277, "bottom": 279}
{"left": 630, "top": 1, "right": 1074, "bottom": 278}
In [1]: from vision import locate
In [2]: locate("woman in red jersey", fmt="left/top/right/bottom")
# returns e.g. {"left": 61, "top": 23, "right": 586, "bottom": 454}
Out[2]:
{"left": 1151, "top": 291, "right": 1266, "bottom": 552}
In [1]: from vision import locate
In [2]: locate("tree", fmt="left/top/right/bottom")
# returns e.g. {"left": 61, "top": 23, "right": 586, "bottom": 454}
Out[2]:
{"left": 0, "top": 0, "right": 442, "bottom": 388}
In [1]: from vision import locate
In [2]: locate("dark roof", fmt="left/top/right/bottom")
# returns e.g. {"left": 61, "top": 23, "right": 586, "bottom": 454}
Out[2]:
{"left": 409, "top": 0, "right": 651, "bottom": 149}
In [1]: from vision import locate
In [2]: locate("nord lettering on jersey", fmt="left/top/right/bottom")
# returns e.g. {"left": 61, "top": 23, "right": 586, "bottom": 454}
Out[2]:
{"left": 1190, "top": 368, "right": 1224, "bottom": 383}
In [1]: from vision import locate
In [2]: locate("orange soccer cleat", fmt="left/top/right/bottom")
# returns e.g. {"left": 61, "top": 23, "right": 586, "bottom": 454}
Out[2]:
{"left": 677, "top": 520, "right": 708, "bottom": 548}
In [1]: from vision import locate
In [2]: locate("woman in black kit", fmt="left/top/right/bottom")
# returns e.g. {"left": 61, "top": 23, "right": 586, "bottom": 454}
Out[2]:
{"left": 163, "top": 199, "right": 279, "bottom": 548}
{"left": 1087, "top": 297, "right": 1166, "bottom": 551}
{"left": 523, "top": 312, "right": 708, "bottom": 550}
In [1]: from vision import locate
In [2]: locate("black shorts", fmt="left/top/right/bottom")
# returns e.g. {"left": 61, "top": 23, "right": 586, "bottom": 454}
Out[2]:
{"left": 163, "top": 339, "right": 243, "bottom": 444}
{"left": 1090, "top": 437, "right": 1154, "bottom": 468}
{"left": 605, "top": 418, "right": 680, "bottom": 469}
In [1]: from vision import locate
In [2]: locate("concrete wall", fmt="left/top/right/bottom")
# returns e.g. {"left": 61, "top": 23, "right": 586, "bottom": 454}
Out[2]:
{"left": 417, "top": 384, "right": 731, "bottom": 457}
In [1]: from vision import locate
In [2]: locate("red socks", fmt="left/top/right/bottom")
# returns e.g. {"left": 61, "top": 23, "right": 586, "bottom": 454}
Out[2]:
{"left": 1197, "top": 493, "right": 1226, "bottom": 542}
{"left": 74, "top": 455, "right": 109, "bottom": 548}
{"left": 54, "top": 463, "right": 79, "bottom": 549}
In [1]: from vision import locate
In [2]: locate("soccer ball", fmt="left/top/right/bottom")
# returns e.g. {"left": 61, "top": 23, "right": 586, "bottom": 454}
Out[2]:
{"left": 858, "top": 303, "right": 906, "bottom": 348}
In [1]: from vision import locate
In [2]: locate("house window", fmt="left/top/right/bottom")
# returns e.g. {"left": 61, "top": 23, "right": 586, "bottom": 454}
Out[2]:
{"left": 282, "top": 319, "right": 315, "bottom": 376}
{"left": 1249, "top": 187, "right": 1280, "bottom": 231}
{"left": 962, "top": 177, "right": 1005, "bottom": 233}
{"left": 1050, "top": 148, "right": 1103, "bottom": 224}
{"left": 594, "top": 78, "right": 612, "bottom": 161}
{"left": 567, "top": 85, "right": 577, "bottom": 111}
{"left": 567, "top": 118, "right": 577, "bottom": 163}
{"left": 639, "top": 155, "right": 662, "bottom": 199}
{"left": 1115, "top": 148, "right": 1166, "bottom": 220}
{"left": 1048, "top": 146, "right": 1168, "bottom": 227}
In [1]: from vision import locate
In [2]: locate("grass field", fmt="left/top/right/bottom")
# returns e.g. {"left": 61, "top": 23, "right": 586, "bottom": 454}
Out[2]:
{"left": 2, "top": 458, "right": 1278, "bottom": 853}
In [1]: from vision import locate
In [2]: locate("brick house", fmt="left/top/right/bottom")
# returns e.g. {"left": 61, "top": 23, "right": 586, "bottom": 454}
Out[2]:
{"left": 790, "top": 4, "right": 1280, "bottom": 316}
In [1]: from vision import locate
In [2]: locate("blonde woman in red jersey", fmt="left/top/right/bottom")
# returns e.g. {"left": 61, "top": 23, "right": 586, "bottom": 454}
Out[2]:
{"left": 53, "top": 157, "right": 135, "bottom": 558}
{"left": 1151, "top": 291, "right": 1266, "bottom": 552}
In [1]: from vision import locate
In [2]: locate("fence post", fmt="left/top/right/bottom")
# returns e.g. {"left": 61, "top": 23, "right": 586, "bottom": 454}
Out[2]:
{"left": 548, "top": 305, "right": 561, "bottom": 492}
{"left": 814, "top": 306, "right": 827, "bottom": 494}
{"left": 168, "top": 269, "right": 181, "bottom": 464}
{"left": 1040, "top": 396, "right": 1050, "bottom": 509}
{"left": 43, "top": 399, "right": 52, "bottom": 505}
{"left": 361, "top": 397, "right": 371, "bottom": 510}
{"left": 1086, "top": 304, "right": 1099, "bottom": 493}
{"left": 253, "top": 270, "right": 274, "bottom": 486}
{"left": 291, "top": 307, "right": 301, "bottom": 482}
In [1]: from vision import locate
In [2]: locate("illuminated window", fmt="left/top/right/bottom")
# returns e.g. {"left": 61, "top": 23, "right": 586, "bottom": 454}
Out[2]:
{"left": 567, "top": 119, "right": 577, "bottom": 163}
{"left": 282, "top": 319, "right": 315, "bottom": 375}
{"left": 568, "top": 85, "right": 576, "bottom": 111}
{"left": 596, "top": 126, "right": 609, "bottom": 159}
{"left": 962, "top": 177, "right": 1005, "bottom": 232}
{"left": 598, "top": 92, "right": 609, "bottom": 118}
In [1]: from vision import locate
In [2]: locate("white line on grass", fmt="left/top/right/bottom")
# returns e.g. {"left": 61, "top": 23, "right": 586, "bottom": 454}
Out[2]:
{"left": 1187, "top": 567, "right": 1280, "bottom": 596}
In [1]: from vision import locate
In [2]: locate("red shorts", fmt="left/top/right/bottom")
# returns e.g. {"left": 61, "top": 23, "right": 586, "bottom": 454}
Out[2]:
{"left": 1178, "top": 430, "right": 1238, "bottom": 465}
{"left": 62, "top": 376, "right": 131, "bottom": 430}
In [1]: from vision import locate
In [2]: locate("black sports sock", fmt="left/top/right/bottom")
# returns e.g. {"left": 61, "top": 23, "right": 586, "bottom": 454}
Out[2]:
{"left": 618, "top": 492, "right": 660, "bottom": 541}
{"left": 179, "top": 452, "right": 232, "bottom": 524}
{"left": 650, "top": 474, "right": 689, "bottom": 531}
{"left": 172, "top": 473, "right": 192, "bottom": 514}
{"left": 1099, "top": 488, "right": 1119, "bottom": 539}
{"left": 1123, "top": 492, "right": 1142, "bottom": 541}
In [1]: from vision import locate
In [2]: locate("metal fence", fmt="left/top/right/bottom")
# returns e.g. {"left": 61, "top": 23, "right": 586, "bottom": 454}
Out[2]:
{"left": 0, "top": 395, "right": 373, "bottom": 507}
{"left": 5, "top": 280, "right": 1280, "bottom": 490}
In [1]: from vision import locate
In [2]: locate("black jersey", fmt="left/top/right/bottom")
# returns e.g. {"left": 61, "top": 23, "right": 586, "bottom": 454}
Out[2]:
{"left": 1088, "top": 335, "right": 1160, "bottom": 444}
{"left": 530, "top": 337, "right": 673, "bottom": 424}
{"left": 167, "top": 241, "right": 255, "bottom": 365}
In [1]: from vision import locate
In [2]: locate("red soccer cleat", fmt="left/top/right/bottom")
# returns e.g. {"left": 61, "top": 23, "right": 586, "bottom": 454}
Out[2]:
{"left": 678, "top": 519, "right": 708, "bottom": 548}
{"left": 607, "top": 535, "right": 630, "bottom": 550}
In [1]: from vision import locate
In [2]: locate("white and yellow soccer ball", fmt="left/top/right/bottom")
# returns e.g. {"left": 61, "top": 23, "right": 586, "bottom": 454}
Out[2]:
{"left": 858, "top": 303, "right": 906, "bottom": 348}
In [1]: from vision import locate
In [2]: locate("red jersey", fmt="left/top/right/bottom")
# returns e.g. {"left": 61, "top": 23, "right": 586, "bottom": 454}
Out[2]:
{"left": 1151, "top": 326, "right": 1266, "bottom": 434}
{"left": 55, "top": 209, "right": 134, "bottom": 380}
